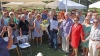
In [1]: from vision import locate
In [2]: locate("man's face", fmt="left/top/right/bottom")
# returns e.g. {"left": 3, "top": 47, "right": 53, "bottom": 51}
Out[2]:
{"left": 65, "top": 13, "right": 69, "bottom": 19}
{"left": 93, "top": 19, "right": 99, "bottom": 27}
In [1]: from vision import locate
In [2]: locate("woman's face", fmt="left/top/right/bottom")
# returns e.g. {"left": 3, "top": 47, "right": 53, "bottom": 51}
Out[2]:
{"left": 93, "top": 14, "right": 98, "bottom": 19}
{"left": 74, "top": 18, "right": 79, "bottom": 24}
{"left": 10, "top": 13, "right": 14, "bottom": 18}
{"left": 85, "top": 19, "right": 90, "bottom": 24}
{"left": 37, "top": 15, "right": 41, "bottom": 20}
{"left": 29, "top": 14, "right": 32, "bottom": 19}
{"left": 4, "top": 13, "right": 7, "bottom": 17}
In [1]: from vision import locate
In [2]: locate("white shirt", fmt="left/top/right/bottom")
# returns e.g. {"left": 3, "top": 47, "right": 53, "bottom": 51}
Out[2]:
{"left": 86, "top": 25, "right": 100, "bottom": 41}
{"left": 50, "top": 19, "right": 53, "bottom": 30}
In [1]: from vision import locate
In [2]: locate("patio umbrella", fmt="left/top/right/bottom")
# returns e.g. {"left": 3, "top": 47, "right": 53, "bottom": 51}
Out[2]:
{"left": 89, "top": 1, "right": 100, "bottom": 8}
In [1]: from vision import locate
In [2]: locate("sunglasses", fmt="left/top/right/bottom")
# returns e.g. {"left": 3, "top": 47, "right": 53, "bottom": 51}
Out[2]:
{"left": 10, "top": 14, "right": 13, "bottom": 15}
{"left": 93, "top": 21, "right": 98, "bottom": 23}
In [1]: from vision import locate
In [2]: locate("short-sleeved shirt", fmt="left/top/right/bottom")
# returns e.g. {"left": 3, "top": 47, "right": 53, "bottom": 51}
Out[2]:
{"left": 19, "top": 20, "right": 29, "bottom": 35}
{"left": 42, "top": 14, "right": 47, "bottom": 20}
{"left": 0, "top": 37, "right": 10, "bottom": 56}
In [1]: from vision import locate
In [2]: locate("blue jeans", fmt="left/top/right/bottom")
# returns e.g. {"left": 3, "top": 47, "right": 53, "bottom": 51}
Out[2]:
{"left": 49, "top": 30, "right": 54, "bottom": 47}
{"left": 53, "top": 33, "right": 58, "bottom": 49}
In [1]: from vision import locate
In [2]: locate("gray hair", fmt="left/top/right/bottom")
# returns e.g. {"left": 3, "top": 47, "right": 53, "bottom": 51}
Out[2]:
{"left": 20, "top": 14, "right": 25, "bottom": 19}
{"left": 28, "top": 12, "right": 32, "bottom": 18}
{"left": 64, "top": 12, "right": 70, "bottom": 17}
{"left": 48, "top": 11, "right": 54, "bottom": 15}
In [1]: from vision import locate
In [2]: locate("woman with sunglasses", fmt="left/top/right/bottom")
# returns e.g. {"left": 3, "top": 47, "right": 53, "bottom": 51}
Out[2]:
{"left": 81, "top": 17, "right": 91, "bottom": 56}
{"left": 70, "top": 17, "right": 85, "bottom": 56}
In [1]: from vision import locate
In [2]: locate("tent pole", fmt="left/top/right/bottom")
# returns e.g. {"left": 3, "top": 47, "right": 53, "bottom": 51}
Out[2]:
{"left": 65, "top": 0, "right": 67, "bottom": 12}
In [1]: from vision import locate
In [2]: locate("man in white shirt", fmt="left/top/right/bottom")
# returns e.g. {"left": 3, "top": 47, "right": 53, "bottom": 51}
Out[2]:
{"left": 48, "top": 11, "right": 58, "bottom": 50}
{"left": 84, "top": 18, "right": 100, "bottom": 56}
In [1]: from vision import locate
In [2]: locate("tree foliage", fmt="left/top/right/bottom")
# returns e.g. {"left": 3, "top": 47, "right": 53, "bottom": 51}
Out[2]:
{"left": 71, "top": 0, "right": 100, "bottom": 5}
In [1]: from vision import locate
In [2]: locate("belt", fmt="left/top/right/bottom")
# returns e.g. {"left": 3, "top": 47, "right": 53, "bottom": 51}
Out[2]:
{"left": 91, "top": 39, "right": 100, "bottom": 41}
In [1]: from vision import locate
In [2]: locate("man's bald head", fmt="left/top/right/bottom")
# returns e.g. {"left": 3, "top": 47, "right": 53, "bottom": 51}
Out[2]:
{"left": 64, "top": 12, "right": 70, "bottom": 19}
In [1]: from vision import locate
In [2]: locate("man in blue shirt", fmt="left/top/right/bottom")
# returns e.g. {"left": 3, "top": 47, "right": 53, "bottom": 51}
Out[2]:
{"left": 42, "top": 10, "right": 47, "bottom": 20}
{"left": 0, "top": 26, "right": 13, "bottom": 56}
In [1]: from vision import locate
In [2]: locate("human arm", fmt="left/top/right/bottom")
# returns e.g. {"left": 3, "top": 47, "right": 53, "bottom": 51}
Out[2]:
{"left": 85, "top": 29, "right": 92, "bottom": 41}
{"left": 80, "top": 25, "right": 85, "bottom": 42}
{"left": 67, "top": 21, "right": 73, "bottom": 39}
{"left": 34, "top": 20, "right": 40, "bottom": 33}
{"left": 0, "top": 26, "right": 7, "bottom": 37}
{"left": 20, "top": 28, "right": 22, "bottom": 36}
{"left": 6, "top": 26, "right": 13, "bottom": 50}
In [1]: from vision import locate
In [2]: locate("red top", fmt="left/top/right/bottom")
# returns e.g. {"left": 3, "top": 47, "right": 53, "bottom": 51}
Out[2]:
{"left": 70, "top": 24, "right": 84, "bottom": 48}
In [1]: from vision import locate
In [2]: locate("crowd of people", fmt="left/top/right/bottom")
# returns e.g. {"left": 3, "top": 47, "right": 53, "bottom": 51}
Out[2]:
{"left": 0, "top": 8, "right": 100, "bottom": 56}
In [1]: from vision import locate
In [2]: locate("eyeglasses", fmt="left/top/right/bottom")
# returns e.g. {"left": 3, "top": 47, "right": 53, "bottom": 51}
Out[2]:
{"left": 93, "top": 21, "right": 98, "bottom": 23}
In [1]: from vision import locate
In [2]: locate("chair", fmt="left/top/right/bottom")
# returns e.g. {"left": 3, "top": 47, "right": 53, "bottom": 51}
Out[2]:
{"left": 10, "top": 45, "right": 20, "bottom": 56}
{"left": 3, "top": 36, "right": 20, "bottom": 56}
{"left": 17, "top": 35, "right": 32, "bottom": 56}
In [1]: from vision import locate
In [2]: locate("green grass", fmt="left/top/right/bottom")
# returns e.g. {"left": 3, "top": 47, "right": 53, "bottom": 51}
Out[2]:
{"left": 9, "top": 33, "right": 82, "bottom": 56}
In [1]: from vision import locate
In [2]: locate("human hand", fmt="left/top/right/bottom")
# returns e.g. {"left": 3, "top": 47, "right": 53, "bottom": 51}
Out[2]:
{"left": 82, "top": 40, "right": 86, "bottom": 43}
{"left": 67, "top": 36, "right": 70, "bottom": 39}
{"left": 96, "top": 44, "right": 100, "bottom": 49}
{"left": 20, "top": 33, "right": 22, "bottom": 37}
{"left": 2, "top": 26, "right": 7, "bottom": 32}
{"left": 7, "top": 26, "right": 12, "bottom": 37}
{"left": 54, "top": 28, "right": 58, "bottom": 30}
{"left": 37, "top": 30, "right": 40, "bottom": 33}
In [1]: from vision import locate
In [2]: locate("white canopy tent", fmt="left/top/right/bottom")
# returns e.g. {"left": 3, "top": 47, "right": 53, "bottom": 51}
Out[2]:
{"left": 89, "top": 1, "right": 100, "bottom": 8}
{"left": 20, "top": 1, "right": 46, "bottom": 7}
{"left": 46, "top": 0, "right": 86, "bottom": 9}
{"left": 2, "top": 2, "right": 24, "bottom": 8}
{"left": 0, "top": 0, "right": 55, "bottom": 2}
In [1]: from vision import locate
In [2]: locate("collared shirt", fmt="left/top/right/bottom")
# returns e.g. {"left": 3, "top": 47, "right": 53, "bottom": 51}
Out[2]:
{"left": 86, "top": 25, "right": 100, "bottom": 41}
{"left": 60, "top": 18, "right": 73, "bottom": 37}
{"left": 42, "top": 14, "right": 47, "bottom": 20}
{"left": 90, "top": 18, "right": 94, "bottom": 24}
{"left": 79, "top": 16, "right": 84, "bottom": 24}
{"left": 50, "top": 18, "right": 53, "bottom": 30}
